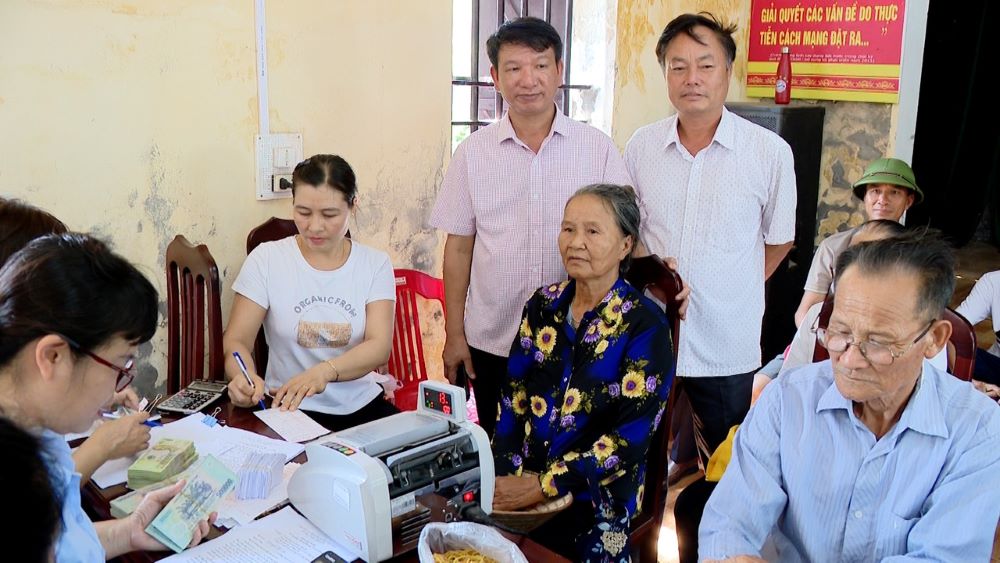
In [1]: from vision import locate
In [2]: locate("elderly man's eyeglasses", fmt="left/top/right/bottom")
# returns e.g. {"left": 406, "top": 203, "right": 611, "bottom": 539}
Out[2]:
{"left": 815, "top": 320, "right": 935, "bottom": 366}
{"left": 61, "top": 336, "right": 135, "bottom": 392}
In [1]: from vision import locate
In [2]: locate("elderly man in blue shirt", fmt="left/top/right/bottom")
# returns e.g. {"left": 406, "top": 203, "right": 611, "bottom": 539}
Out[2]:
{"left": 700, "top": 231, "right": 1000, "bottom": 562}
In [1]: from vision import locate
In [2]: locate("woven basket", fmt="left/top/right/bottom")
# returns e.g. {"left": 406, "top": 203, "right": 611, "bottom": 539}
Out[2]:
{"left": 488, "top": 492, "right": 573, "bottom": 534}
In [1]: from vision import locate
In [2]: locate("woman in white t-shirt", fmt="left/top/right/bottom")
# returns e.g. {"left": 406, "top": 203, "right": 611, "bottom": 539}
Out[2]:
{"left": 224, "top": 154, "right": 399, "bottom": 430}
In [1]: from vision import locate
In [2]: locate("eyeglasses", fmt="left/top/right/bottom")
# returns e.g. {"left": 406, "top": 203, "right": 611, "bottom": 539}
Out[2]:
{"left": 815, "top": 320, "right": 935, "bottom": 366}
{"left": 61, "top": 336, "right": 135, "bottom": 392}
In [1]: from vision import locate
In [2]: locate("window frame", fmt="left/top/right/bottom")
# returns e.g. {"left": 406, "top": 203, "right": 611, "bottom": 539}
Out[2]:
{"left": 451, "top": 0, "right": 592, "bottom": 136}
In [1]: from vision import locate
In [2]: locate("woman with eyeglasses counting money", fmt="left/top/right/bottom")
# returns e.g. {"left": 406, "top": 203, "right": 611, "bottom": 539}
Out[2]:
{"left": 0, "top": 234, "right": 214, "bottom": 561}
{"left": 0, "top": 197, "right": 154, "bottom": 485}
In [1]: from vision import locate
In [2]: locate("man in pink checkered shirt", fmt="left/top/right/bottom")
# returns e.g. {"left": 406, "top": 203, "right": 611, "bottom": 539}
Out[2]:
{"left": 429, "top": 17, "right": 630, "bottom": 438}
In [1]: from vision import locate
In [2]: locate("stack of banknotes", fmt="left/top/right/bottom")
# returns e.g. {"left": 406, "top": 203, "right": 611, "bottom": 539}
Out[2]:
{"left": 110, "top": 469, "right": 193, "bottom": 518}
{"left": 235, "top": 452, "right": 285, "bottom": 500}
{"left": 127, "top": 438, "right": 197, "bottom": 489}
{"left": 145, "top": 454, "right": 237, "bottom": 553}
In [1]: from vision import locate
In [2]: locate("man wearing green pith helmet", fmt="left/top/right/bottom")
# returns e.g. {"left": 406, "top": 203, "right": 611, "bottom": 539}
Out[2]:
{"left": 794, "top": 158, "right": 924, "bottom": 326}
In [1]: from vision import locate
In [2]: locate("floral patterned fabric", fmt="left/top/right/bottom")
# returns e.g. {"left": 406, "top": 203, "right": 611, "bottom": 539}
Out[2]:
{"left": 493, "top": 277, "right": 674, "bottom": 560}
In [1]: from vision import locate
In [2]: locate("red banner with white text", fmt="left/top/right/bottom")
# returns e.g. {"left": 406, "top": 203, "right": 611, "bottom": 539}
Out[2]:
{"left": 746, "top": 0, "right": 906, "bottom": 103}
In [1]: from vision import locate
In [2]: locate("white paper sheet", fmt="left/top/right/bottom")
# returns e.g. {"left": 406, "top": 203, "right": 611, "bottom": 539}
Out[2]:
{"left": 91, "top": 414, "right": 221, "bottom": 488}
{"left": 253, "top": 408, "right": 331, "bottom": 442}
{"left": 160, "top": 506, "right": 356, "bottom": 562}
{"left": 215, "top": 462, "right": 300, "bottom": 528}
{"left": 211, "top": 426, "right": 304, "bottom": 471}
{"left": 91, "top": 415, "right": 303, "bottom": 489}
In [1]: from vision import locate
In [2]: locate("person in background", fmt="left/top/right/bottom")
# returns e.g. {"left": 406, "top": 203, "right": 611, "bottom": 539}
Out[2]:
{"left": 491, "top": 184, "right": 673, "bottom": 561}
{"left": 754, "top": 220, "right": 912, "bottom": 399}
{"left": 0, "top": 197, "right": 68, "bottom": 265}
{"left": 0, "top": 234, "right": 214, "bottom": 561}
{"left": 429, "top": 17, "right": 633, "bottom": 438}
{"left": 0, "top": 197, "right": 152, "bottom": 484}
{"left": 700, "top": 231, "right": 1000, "bottom": 561}
{"left": 956, "top": 270, "right": 1000, "bottom": 386}
{"left": 224, "top": 154, "right": 399, "bottom": 431}
{"left": 0, "top": 415, "right": 61, "bottom": 563}
{"left": 794, "top": 157, "right": 922, "bottom": 327}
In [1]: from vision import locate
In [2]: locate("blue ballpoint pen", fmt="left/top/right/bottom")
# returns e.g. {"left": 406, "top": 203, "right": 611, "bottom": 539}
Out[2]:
{"left": 233, "top": 351, "right": 267, "bottom": 410}
{"left": 101, "top": 409, "right": 161, "bottom": 427}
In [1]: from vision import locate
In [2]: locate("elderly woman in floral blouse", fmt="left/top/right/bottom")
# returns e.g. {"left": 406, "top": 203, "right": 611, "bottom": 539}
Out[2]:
{"left": 491, "top": 184, "right": 674, "bottom": 562}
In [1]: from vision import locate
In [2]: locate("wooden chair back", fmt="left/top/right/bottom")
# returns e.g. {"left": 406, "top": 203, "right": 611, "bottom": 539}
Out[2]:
{"left": 624, "top": 254, "right": 685, "bottom": 562}
{"left": 246, "top": 218, "right": 298, "bottom": 373}
{"left": 812, "top": 295, "right": 836, "bottom": 363}
{"left": 165, "top": 235, "right": 224, "bottom": 394}
{"left": 943, "top": 308, "right": 977, "bottom": 381}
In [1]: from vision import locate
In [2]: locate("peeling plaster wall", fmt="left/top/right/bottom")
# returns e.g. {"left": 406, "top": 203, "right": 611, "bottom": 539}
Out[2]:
{"left": 612, "top": 0, "right": 901, "bottom": 247}
{"left": 0, "top": 0, "right": 906, "bottom": 396}
{"left": 0, "top": 0, "right": 451, "bottom": 394}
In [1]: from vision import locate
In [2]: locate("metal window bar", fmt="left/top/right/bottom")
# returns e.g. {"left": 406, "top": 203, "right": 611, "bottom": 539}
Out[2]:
{"left": 494, "top": 0, "right": 505, "bottom": 121}
{"left": 469, "top": 0, "right": 480, "bottom": 134}
{"left": 562, "top": 0, "right": 573, "bottom": 113}
{"left": 453, "top": 0, "right": 588, "bottom": 133}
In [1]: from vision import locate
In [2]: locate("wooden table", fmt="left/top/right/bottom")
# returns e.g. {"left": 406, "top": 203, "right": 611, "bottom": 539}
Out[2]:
{"left": 81, "top": 399, "right": 568, "bottom": 563}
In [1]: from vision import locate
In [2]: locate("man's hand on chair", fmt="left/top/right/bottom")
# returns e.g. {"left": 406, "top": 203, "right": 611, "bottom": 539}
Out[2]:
{"left": 665, "top": 256, "right": 691, "bottom": 320}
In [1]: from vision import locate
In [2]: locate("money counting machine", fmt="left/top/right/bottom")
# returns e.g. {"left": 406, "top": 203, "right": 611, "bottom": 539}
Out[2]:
{"left": 289, "top": 381, "right": 494, "bottom": 561}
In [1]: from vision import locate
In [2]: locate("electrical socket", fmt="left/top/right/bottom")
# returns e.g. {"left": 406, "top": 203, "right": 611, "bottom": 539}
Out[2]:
{"left": 255, "top": 133, "right": 302, "bottom": 200}
{"left": 272, "top": 174, "right": 293, "bottom": 193}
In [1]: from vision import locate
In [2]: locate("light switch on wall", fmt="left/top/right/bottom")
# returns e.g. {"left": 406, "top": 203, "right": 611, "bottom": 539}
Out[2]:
{"left": 273, "top": 146, "right": 294, "bottom": 169}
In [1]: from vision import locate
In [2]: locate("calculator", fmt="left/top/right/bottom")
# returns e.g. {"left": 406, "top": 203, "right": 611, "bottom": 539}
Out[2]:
{"left": 156, "top": 380, "right": 229, "bottom": 415}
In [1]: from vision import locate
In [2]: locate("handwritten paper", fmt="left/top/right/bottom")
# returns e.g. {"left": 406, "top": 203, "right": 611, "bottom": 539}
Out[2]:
{"left": 92, "top": 415, "right": 304, "bottom": 489}
{"left": 211, "top": 426, "right": 304, "bottom": 470}
{"left": 92, "top": 414, "right": 223, "bottom": 488}
{"left": 253, "top": 408, "right": 330, "bottom": 443}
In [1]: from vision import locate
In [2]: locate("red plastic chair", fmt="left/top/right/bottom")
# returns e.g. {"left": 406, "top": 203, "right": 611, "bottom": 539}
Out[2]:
{"left": 624, "top": 254, "right": 684, "bottom": 563}
{"left": 388, "top": 269, "right": 446, "bottom": 411}
{"left": 165, "top": 235, "right": 224, "bottom": 394}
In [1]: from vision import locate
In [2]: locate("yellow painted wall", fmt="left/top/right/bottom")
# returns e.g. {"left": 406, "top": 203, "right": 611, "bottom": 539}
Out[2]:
{"left": 613, "top": 0, "right": 752, "bottom": 146}
{"left": 0, "top": 0, "right": 451, "bottom": 394}
{"left": 611, "top": 0, "right": 899, "bottom": 243}
{"left": 0, "top": 0, "right": 910, "bottom": 394}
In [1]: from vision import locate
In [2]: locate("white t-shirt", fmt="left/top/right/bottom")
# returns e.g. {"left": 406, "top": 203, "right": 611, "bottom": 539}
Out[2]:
{"left": 957, "top": 271, "right": 1000, "bottom": 357}
{"left": 232, "top": 236, "right": 396, "bottom": 415}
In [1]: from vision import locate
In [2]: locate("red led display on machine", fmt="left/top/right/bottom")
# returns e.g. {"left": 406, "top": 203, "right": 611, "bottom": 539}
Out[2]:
{"left": 423, "top": 388, "right": 453, "bottom": 415}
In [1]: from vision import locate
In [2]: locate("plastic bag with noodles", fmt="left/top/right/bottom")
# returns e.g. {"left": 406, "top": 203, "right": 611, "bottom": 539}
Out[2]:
{"left": 417, "top": 522, "right": 528, "bottom": 563}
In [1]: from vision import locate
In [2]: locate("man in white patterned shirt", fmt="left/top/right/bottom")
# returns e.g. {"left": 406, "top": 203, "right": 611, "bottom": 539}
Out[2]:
{"left": 624, "top": 13, "right": 797, "bottom": 466}
{"left": 429, "top": 17, "right": 630, "bottom": 437}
